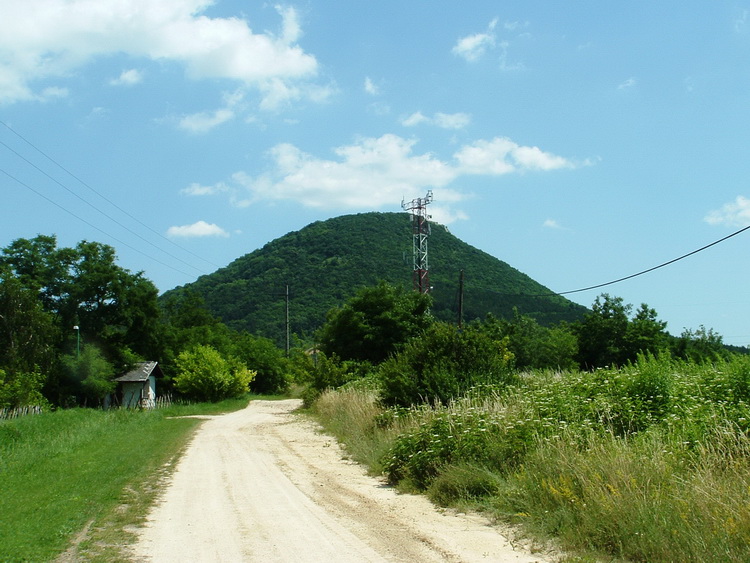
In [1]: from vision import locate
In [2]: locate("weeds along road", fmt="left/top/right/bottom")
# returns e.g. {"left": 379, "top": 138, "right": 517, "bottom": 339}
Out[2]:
{"left": 130, "top": 399, "right": 550, "bottom": 563}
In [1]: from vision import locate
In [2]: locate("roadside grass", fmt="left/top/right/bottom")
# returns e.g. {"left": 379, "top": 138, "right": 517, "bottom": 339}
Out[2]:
{"left": 0, "top": 394, "right": 256, "bottom": 562}
{"left": 312, "top": 354, "right": 750, "bottom": 563}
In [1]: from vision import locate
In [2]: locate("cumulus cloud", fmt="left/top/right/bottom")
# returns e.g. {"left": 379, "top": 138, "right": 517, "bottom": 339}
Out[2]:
{"left": 179, "top": 108, "right": 235, "bottom": 133}
{"left": 704, "top": 196, "right": 750, "bottom": 227}
{"left": 110, "top": 69, "right": 143, "bottom": 86}
{"left": 192, "top": 134, "right": 578, "bottom": 224}
{"left": 0, "top": 1, "right": 320, "bottom": 106}
{"left": 167, "top": 220, "right": 229, "bottom": 238}
{"left": 401, "top": 111, "right": 471, "bottom": 130}
{"left": 232, "top": 134, "right": 460, "bottom": 210}
{"left": 401, "top": 111, "right": 430, "bottom": 127}
{"left": 452, "top": 19, "right": 498, "bottom": 62}
{"left": 454, "top": 137, "right": 574, "bottom": 174}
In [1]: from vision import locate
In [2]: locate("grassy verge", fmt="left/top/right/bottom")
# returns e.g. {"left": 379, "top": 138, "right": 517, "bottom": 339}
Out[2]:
{"left": 312, "top": 355, "right": 750, "bottom": 562}
{"left": 0, "top": 395, "right": 255, "bottom": 562}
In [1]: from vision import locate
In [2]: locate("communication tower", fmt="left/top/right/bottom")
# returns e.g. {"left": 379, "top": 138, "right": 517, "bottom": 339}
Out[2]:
{"left": 401, "top": 190, "right": 434, "bottom": 294}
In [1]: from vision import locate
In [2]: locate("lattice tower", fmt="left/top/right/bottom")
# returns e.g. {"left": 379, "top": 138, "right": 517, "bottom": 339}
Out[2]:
{"left": 401, "top": 190, "right": 434, "bottom": 294}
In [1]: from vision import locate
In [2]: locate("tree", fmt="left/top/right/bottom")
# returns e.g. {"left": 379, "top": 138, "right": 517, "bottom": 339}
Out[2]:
{"left": 673, "top": 325, "right": 728, "bottom": 363}
{"left": 59, "top": 345, "right": 116, "bottom": 407}
{"left": 378, "top": 322, "right": 515, "bottom": 407}
{"left": 574, "top": 294, "right": 631, "bottom": 369}
{"left": 574, "top": 294, "right": 669, "bottom": 369}
{"left": 0, "top": 268, "right": 58, "bottom": 375}
{"left": 230, "top": 333, "right": 288, "bottom": 394}
{"left": 1, "top": 236, "right": 163, "bottom": 369}
{"left": 173, "top": 345, "right": 255, "bottom": 402}
{"left": 482, "top": 310, "right": 578, "bottom": 371}
{"left": 317, "top": 281, "right": 432, "bottom": 364}
{"left": 624, "top": 303, "right": 668, "bottom": 359}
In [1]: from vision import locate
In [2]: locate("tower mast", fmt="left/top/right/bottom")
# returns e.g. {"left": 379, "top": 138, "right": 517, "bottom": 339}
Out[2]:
{"left": 402, "top": 190, "right": 434, "bottom": 294}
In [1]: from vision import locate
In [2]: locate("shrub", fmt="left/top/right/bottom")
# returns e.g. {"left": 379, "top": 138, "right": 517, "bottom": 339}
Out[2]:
{"left": 378, "top": 322, "right": 515, "bottom": 407}
{"left": 173, "top": 345, "right": 255, "bottom": 402}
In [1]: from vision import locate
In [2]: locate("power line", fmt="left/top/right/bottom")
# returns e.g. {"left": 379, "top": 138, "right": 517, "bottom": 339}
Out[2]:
{"left": 553, "top": 224, "right": 750, "bottom": 296}
{"left": 0, "top": 139, "right": 208, "bottom": 276}
{"left": 0, "top": 120, "right": 222, "bottom": 270}
{"left": 0, "top": 167, "right": 197, "bottom": 279}
{"left": 464, "top": 223, "right": 750, "bottom": 299}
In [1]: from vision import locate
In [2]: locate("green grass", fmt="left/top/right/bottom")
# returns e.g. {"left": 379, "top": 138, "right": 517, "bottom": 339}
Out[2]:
{"left": 0, "top": 395, "right": 255, "bottom": 562}
{"left": 312, "top": 354, "right": 750, "bottom": 563}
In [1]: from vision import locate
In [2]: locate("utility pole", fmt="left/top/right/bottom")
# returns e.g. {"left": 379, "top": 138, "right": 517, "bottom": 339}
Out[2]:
{"left": 73, "top": 325, "right": 80, "bottom": 359}
{"left": 285, "top": 284, "right": 290, "bottom": 357}
{"left": 457, "top": 270, "right": 464, "bottom": 329}
{"left": 402, "top": 190, "right": 434, "bottom": 294}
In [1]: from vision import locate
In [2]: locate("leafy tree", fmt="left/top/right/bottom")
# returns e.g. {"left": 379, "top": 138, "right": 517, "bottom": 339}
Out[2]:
{"left": 574, "top": 294, "right": 669, "bottom": 369}
{"left": 159, "top": 290, "right": 235, "bottom": 380}
{"left": 624, "top": 303, "right": 668, "bottom": 359}
{"left": 673, "top": 325, "right": 729, "bottom": 363}
{"left": 482, "top": 311, "right": 578, "bottom": 371}
{"left": 1, "top": 236, "right": 163, "bottom": 367}
{"left": 0, "top": 369, "right": 47, "bottom": 409}
{"left": 173, "top": 345, "right": 255, "bottom": 402}
{"left": 318, "top": 281, "right": 432, "bottom": 364}
{"left": 59, "top": 345, "right": 116, "bottom": 407}
{"left": 0, "top": 269, "right": 58, "bottom": 375}
{"left": 574, "top": 294, "right": 631, "bottom": 369}
{"left": 229, "top": 333, "right": 289, "bottom": 394}
{"left": 378, "top": 322, "right": 515, "bottom": 407}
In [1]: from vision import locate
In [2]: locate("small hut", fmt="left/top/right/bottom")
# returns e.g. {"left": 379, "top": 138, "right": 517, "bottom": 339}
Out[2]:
{"left": 114, "top": 361, "right": 163, "bottom": 408}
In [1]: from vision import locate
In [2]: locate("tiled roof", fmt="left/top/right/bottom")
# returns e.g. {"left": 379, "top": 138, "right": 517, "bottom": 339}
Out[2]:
{"left": 114, "top": 361, "right": 159, "bottom": 382}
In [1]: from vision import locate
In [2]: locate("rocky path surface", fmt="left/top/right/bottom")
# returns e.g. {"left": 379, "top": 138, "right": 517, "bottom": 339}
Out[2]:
{"left": 130, "top": 399, "right": 552, "bottom": 562}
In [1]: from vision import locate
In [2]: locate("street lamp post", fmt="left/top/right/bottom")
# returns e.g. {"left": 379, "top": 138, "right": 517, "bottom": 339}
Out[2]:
{"left": 73, "top": 325, "right": 80, "bottom": 359}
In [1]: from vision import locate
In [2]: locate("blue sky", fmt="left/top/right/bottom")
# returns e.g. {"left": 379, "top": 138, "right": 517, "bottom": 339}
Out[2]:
{"left": 3, "top": 1, "right": 750, "bottom": 345}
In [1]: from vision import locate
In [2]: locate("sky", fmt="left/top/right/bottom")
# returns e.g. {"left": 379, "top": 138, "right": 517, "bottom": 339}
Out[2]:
{"left": 3, "top": 1, "right": 750, "bottom": 346}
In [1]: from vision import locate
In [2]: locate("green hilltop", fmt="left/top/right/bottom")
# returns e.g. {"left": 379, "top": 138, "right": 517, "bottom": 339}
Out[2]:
{"left": 163, "top": 212, "right": 587, "bottom": 344}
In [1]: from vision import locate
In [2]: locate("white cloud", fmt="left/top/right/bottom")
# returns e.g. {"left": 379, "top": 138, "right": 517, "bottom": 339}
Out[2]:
{"left": 434, "top": 112, "right": 471, "bottom": 130}
{"left": 0, "top": 1, "right": 319, "bottom": 106}
{"left": 179, "top": 108, "right": 235, "bottom": 133}
{"left": 705, "top": 196, "right": 750, "bottom": 227}
{"left": 454, "top": 137, "right": 574, "bottom": 175}
{"left": 618, "top": 77, "right": 637, "bottom": 90}
{"left": 217, "top": 134, "right": 578, "bottom": 224}
{"left": 452, "top": 31, "right": 496, "bottom": 62}
{"left": 233, "top": 134, "right": 460, "bottom": 210}
{"left": 110, "top": 69, "right": 143, "bottom": 86}
{"left": 401, "top": 111, "right": 430, "bottom": 127}
{"left": 167, "top": 220, "right": 229, "bottom": 238}
{"left": 543, "top": 219, "right": 562, "bottom": 229}
{"left": 181, "top": 182, "right": 230, "bottom": 196}
{"left": 364, "top": 77, "right": 379, "bottom": 95}
{"left": 402, "top": 111, "right": 471, "bottom": 130}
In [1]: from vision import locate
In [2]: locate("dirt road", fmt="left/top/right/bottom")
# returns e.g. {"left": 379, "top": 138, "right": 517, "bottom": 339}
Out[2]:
{"left": 130, "top": 399, "right": 551, "bottom": 562}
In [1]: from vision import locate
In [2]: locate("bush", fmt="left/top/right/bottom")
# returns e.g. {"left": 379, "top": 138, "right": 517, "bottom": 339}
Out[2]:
{"left": 378, "top": 322, "right": 515, "bottom": 407}
{"left": 173, "top": 345, "right": 255, "bottom": 402}
{"left": 230, "top": 334, "right": 289, "bottom": 394}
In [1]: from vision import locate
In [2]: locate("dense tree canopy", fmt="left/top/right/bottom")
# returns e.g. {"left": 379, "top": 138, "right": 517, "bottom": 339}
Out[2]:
{"left": 317, "top": 281, "right": 433, "bottom": 364}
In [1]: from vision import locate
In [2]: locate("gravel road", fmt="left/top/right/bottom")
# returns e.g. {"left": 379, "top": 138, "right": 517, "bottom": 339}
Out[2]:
{"left": 129, "top": 399, "right": 551, "bottom": 562}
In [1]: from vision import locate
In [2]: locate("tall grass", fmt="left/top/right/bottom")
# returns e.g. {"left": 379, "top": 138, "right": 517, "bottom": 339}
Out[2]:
{"left": 0, "top": 396, "right": 254, "bottom": 562}
{"left": 312, "top": 354, "right": 750, "bottom": 562}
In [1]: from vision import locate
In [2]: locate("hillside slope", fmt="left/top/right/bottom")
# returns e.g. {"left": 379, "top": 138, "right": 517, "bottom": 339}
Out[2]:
{"left": 163, "top": 212, "right": 587, "bottom": 344}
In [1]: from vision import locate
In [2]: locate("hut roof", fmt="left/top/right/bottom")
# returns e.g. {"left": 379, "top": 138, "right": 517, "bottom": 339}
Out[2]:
{"left": 114, "top": 361, "right": 162, "bottom": 383}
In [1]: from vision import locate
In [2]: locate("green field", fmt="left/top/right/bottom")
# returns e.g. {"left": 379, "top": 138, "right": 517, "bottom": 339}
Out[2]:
{"left": 0, "top": 397, "right": 252, "bottom": 562}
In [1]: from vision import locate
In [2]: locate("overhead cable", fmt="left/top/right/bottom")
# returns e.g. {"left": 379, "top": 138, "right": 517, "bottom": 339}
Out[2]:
{"left": 0, "top": 120, "right": 221, "bottom": 270}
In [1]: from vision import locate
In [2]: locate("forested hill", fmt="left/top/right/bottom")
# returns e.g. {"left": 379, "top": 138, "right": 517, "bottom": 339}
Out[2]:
{"left": 162, "top": 212, "right": 588, "bottom": 343}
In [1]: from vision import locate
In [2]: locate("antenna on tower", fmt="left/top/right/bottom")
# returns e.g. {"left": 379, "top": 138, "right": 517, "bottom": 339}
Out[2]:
{"left": 401, "top": 190, "right": 434, "bottom": 294}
